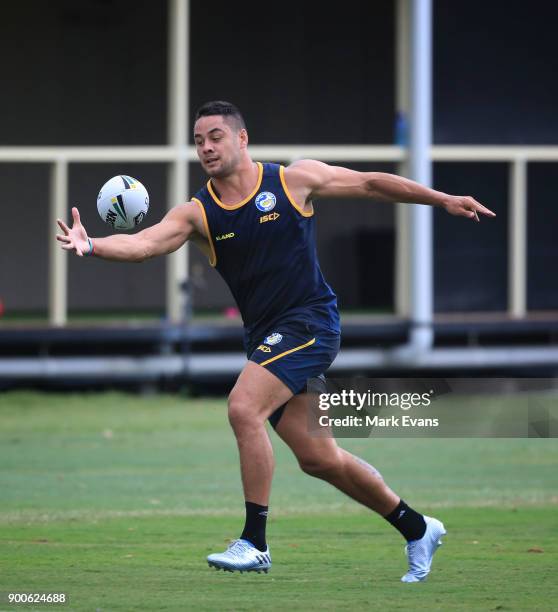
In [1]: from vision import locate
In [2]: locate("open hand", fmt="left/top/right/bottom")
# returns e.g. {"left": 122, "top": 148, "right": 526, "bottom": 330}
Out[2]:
{"left": 56, "top": 207, "right": 90, "bottom": 256}
{"left": 443, "top": 195, "right": 496, "bottom": 222}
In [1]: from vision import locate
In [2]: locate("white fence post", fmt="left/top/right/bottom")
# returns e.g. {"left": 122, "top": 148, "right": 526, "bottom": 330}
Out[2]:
{"left": 409, "top": 0, "right": 433, "bottom": 350}
{"left": 395, "top": 0, "right": 411, "bottom": 317}
{"left": 49, "top": 158, "right": 68, "bottom": 326}
{"left": 509, "top": 157, "right": 527, "bottom": 318}
{"left": 167, "top": 0, "right": 189, "bottom": 323}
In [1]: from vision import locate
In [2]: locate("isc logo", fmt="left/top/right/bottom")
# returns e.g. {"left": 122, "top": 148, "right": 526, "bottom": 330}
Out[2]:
{"left": 259, "top": 212, "right": 280, "bottom": 224}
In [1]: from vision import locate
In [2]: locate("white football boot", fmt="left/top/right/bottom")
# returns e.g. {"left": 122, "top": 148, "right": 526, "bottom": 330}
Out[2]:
{"left": 401, "top": 516, "right": 446, "bottom": 583}
{"left": 207, "top": 539, "right": 271, "bottom": 574}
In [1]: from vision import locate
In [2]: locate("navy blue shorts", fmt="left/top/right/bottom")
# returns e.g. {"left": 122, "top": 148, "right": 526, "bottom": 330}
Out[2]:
{"left": 246, "top": 320, "right": 340, "bottom": 429}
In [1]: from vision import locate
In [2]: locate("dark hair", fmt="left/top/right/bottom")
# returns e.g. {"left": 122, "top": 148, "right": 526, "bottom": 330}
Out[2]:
{"left": 194, "top": 100, "right": 246, "bottom": 131}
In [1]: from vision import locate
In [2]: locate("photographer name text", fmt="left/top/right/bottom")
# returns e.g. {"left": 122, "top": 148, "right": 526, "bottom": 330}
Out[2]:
{"left": 317, "top": 390, "right": 439, "bottom": 428}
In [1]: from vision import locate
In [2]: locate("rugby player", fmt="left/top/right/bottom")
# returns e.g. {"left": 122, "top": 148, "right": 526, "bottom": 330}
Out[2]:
{"left": 56, "top": 101, "right": 495, "bottom": 581}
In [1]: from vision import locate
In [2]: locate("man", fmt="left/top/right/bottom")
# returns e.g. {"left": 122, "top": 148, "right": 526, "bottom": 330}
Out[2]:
{"left": 57, "top": 100, "right": 495, "bottom": 582}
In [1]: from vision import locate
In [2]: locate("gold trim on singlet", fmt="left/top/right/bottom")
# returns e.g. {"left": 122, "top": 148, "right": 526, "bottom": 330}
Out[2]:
{"left": 191, "top": 197, "right": 217, "bottom": 267}
{"left": 206, "top": 162, "right": 264, "bottom": 210}
{"left": 279, "top": 165, "right": 314, "bottom": 217}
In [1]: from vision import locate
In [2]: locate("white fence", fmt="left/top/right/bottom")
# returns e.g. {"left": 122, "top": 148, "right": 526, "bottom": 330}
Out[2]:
{"left": 1, "top": 144, "right": 556, "bottom": 325}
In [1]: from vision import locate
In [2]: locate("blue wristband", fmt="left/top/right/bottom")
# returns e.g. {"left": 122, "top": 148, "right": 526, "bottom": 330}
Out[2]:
{"left": 85, "top": 238, "right": 94, "bottom": 256}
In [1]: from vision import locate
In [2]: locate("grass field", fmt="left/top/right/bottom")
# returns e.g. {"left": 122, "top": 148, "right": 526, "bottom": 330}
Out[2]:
{"left": 1, "top": 392, "right": 556, "bottom": 611}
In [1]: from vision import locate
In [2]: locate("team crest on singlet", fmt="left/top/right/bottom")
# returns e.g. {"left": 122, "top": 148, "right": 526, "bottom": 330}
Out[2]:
{"left": 255, "top": 192, "right": 276, "bottom": 212}
{"left": 264, "top": 332, "right": 283, "bottom": 345}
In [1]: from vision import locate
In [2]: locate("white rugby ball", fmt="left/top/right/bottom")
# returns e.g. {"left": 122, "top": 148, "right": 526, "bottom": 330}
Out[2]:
{"left": 97, "top": 175, "right": 149, "bottom": 231}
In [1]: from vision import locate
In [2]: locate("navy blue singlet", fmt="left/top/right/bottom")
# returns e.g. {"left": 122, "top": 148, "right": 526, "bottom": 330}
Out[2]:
{"left": 192, "top": 162, "right": 340, "bottom": 344}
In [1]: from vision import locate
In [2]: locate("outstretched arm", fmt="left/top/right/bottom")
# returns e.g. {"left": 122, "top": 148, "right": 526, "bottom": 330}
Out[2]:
{"left": 56, "top": 204, "right": 196, "bottom": 262}
{"left": 284, "top": 159, "right": 496, "bottom": 221}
